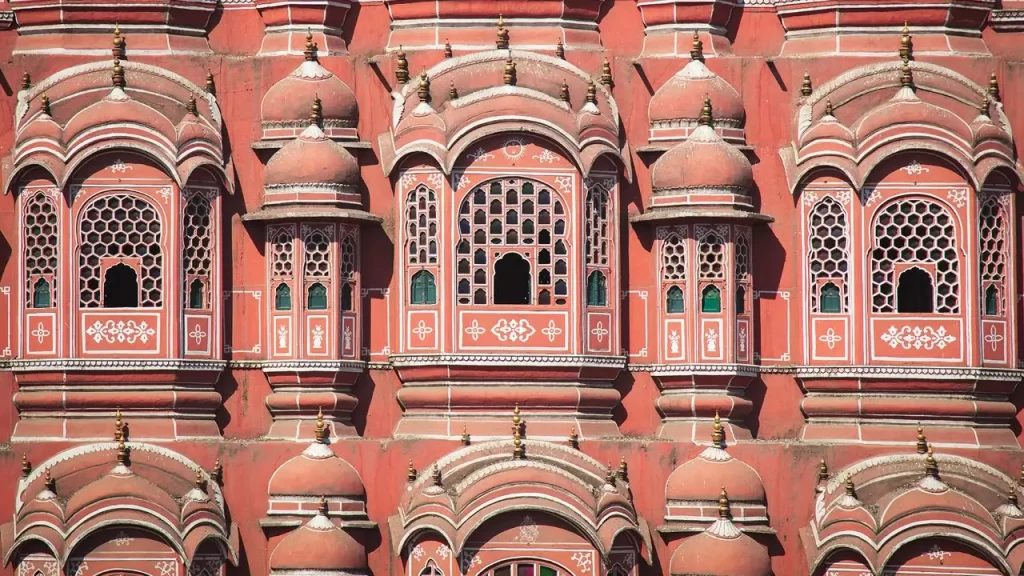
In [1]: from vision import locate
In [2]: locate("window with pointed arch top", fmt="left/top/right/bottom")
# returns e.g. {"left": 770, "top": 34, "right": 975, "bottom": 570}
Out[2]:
{"left": 32, "top": 278, "right": 52, "bottom": 309}
{"left": 103, "top": 263, "right": 140, "bottom": 308}
{"left": 820, "top": 282, "right": 841, "bottom": 313}
{"left": 896, "top": 268, "right": 934, "bottom": 313}
{"left": 481, "top": 560, "right": 565, "bottom": 576}
{"left": 188, "top": 278, "right": 205, "bottom": 309}
{"left": 411, "top": 271, "right": 437, "bottom": 305}
{"left": 985, "top": 285, "right": 999, "bottom": 316}
{"left": 587, "top": 271, "right": 607, "bottom": 306}
{"left": 666, "top": 286, "right": 684, "bottom": 313}
{"left": 735, "top": 285, "right": 746, "bottom": 314}
{"left": 275, "top": 283, "right": 292, "bottom": 311}
{"left": 341, "top": 283, "right": 354, "bottom": 312}
{"left": 307, "top": 282, "right": 328, "bottom": 310}
{"left": 494, "top": 253, "right": 531, "bottom": 304}
{"left": 701, "top": 285, "right": 721, "bottom": 313}
{"left": 419, "top": 561, "right": 444, "bottom": 576}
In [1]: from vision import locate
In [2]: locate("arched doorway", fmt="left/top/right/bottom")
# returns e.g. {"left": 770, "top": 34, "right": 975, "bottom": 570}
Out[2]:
{"left": 494, "top": 253, "right": 531, "bottom": 305}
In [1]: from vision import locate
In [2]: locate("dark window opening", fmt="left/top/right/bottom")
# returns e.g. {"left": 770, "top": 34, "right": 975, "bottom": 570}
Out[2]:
{"left": 820, "top": 282, "right": 841, "bottom": 313}
{"left": 341, "top": 283, "right": 353, "bottom": 311}
{"left": 701, "top": 285, "right": 721, "bottom": 313}
{"left": 188, "top": 278, "right": 205, "bottom": 309}
{"left": 539, "top": 289, "right": 551, "bottom": 305}
{"left": 735, "top": 286, "right": 746, "bottom": 314}
{"left": 32, "top": 278, "right": 51, "bottom": 309}
{"left": 667, "top": 286, "right": 684, "bottom": 313}
{"left": 411, "top": 271, "right": 437, "bottom": 305}
{"left": 307, "top": 282, "right": 328, "bottom": 310}
{"left": 587, "top": 271, "right": 607, "bottom": 306}
{"left": 275, "top": 284, "right": 292, "bottom": 311}
{"left": 103, "top": 263, "right": 139, "bottom": 308}
{"left": 896, "top": 268, "right": 934, "bottom": 313}
{"left": 474, "top": 288, "right": 486, "bottom": 304}
{"left": 494, "top": 253, "right": 531, "bottom": 305}
{"left": 985, "top": 285, "right": 999, "bottom": 316}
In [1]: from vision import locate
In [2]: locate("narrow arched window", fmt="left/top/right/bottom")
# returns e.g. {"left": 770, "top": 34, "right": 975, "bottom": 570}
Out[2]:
{"left": 820, "top": 282, "right": 841, "bottom": 313}
{"left": 275, "top": 283, "right": 292, "bottom": 310}
{"left": 701, "top": 285, "right": 721, "bottom": 313}
{"left": 985, "top": 285, "right": 999, "bottom": 316}
{"left": 24, "top": 190, "right": 59, "bottom": 309}
{"left": 32, "top": 278, "right": 52, "bottom": 309}
{"left": 341, "top": 283, "right": 354, "bottom": 311}
{"left": 896, "top": 268, "right": 934, "bottom": 313}
{"left": 411, "top": 271, "right": 436, "bottom": 305}
{"left": 587, "top": 271, "right": 607, "bottom": 306}
{"left": 307, "top": 282, "right": 328, "bottom": 310}
{"left": 981, "top": 196, "right": 1007, "bottom": 317}
{"left": 666, "top": 286, "right": 684, "bottom": 313}
{"left": 735, "top": 285, "right": 746, "bottom": 314}
{"left": 188, "top": 278, "right": 205, "bottom": 309}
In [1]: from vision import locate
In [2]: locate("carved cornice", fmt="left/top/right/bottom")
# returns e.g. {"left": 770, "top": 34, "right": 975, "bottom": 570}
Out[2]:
{"left": 795, "top": 365, "right": 1024, "bottom": 381}
{"left": 10, "top": 358, "right": 227, "bottom": 371}
{"left": 631, "top": 363, "right": 761, "bottom": 377}
{"left": 261, "top": 360, "right": 367, "bottom": 373}
{"left": 388, "top": 354, "right": 626, "bottom": 368}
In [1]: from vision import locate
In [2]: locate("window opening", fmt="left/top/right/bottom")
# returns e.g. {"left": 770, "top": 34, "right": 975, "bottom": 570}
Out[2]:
{"left": 896, "top": 268, "right": 934, "bottom": 313}
{"left": 307, "top": 282, "right": 328, "bottom": 310}
{"left": 406, "top": 184, "right": 438, "bottom": 265}
{"left": 32, "top": 278, "right": 52, "bottom": 309}
{"left": 494, "top": 253, "right": 531, "bottom": 305}
{"left": 587, "top": 271, "right": 607, "bottom": 306}
{"left": 183, "top": 190, "right": 213, "bottom": 311}
{"left": 820, "top": 282, "right": 841, "bottom": 313}
{"left": 980, "top": 195, "right": 1007, "bottom": 316}
{"left": 807, "top": 196, "right": 849, "bottom": 313}
{"left": 985, "top": 285, "right": 999, "bottom": 316}
{"left": 103, "top": 263, "right": 140, "bottom": 308}
{"left": 736, "top": 285, "right": 746, "bottom": 314}
{"left": 24, "top": 190, "right": 58, "bottom": 309}
{"left": 419, "top": 561, "right": 444, "bottom": 576}
{"left": 701, "top": 285, "right": 721, "bottom": 313}
{"left": 667, "top": 286, "right": 684, "bottom": 313}
{"left": 80, "top": 194, "right": 162, "bottom": 308}
{"left": 411, "top": 271, "right": 436, "bottom": 305}
{"left": 697, "top": 227, "right": 726, "bottom": 280}
{"left": 276, "top": 284, "right": 292, "bottom": 310}
{"left": 188, "top": 278, "right": 204, "bottom": 309}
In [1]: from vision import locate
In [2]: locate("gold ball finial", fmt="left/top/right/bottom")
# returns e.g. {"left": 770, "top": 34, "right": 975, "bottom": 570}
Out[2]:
{"left": 319, "top": 495, "right": 329, "bottom": 516}
{"left": 690, "top": 31, "right": 704, "bottom": 62}
{"left": 605, "top": 463, "right": 616, "bottom": 486}
{"left": 925, "top": 445, "right": 939, "bottom": 478}
{"left": 512, "top": 403, "right": 521, "bottom": 426}
{"left": 195, "top": 469, "right": 204, "bottom": 489}
{"left": 503, "top": 57, "right": 517, "bottom": 86}
{"left": 113, "top": 23, "right": 126, "bottom": 60}
{"left": 310, "top": 96, "right": 323, "bottom": 126}
{"left": 205, "top": 72, "right": 216, "bottom": 96}
{"left": 979, "top": 94, "right": 991, "bottom": 118}
{"left": 711, "top": 410, "right": 724, "bottom": 449}
{"left": 417, "top": 71, "right": 431, "bottom": 104}
{"left": 916, "top": 424, "right": 927, "bottom": 454}
{"left": 555, "top": 39, "right": 565, "bottom": 59}
{"left": 432, "top": 463, "right": 443, "bottom": 486}
{"left": 114, "top": 408, "right": 123, "bottom": 441}
{"left": 44, "top": 468, "right": 55, "bottom": 492}
{"left": 845, "top": 476, "right": 856, "bottom": 498}
{"left": 497, "top": 14, "right": 510, "bottom": 50}
{"left": 989, "top": 72, "right": 1001, "bottom": 102}
{"left": 900, "top": 59, "right": 914, "bottom": 90}
{"left": 568, "top": 426, "right": 579, "bottom": 449}
{"left": 600, "top": 58, "right": 613, "bottom": 87}
{"left": 559, "top": 80, "right": 570, "bottom": 104}
{"left": 112, "top": 59, "right": 125, "bottom": 89}
{"left": 718, "top": 488, "right": 731, "bottom": 519}
{"left": 1009, "top": 486, "right": 1019, "bottom": 507}
{"left": 461, "top": 424, "right": 470, "bottom": 445}
{"left": 698, "top": 95, "right": 713, "bottom": 127}
{"left": 395, "top": 46, "right": 410, "bottom": 85}
{"left": 21, "top": 72, "right": 31, "bottom": 91}
{"left": 304, "top": 29, "right": 318, "bottom": 62}
{"left": 186, "top": 94, "right": 198, "bottom": 117}
{"left": 314, "top": 407, "right": 327, "bottom": 444}
{"left": 617, "top": 457, "right": 628, "bottom": 481}
{"left": 21, "top": 455, "right": 31, "bottom": 478}
{"left": 407, "top": 460, "right": 417, "bottom": 482}
{"left": 817, "top": 458, "right": 829, "bottom": 483}
{"left": 512, "top": 404, "right": 524, "bottom": 459}
{"left": 800, "top": 71, "right": 812, "bottom": 97}
{"left": 211, "top": 459, "right": 223, "bottom": 484}
{"left": 824, "top": 98, "right": 833, "bottom": 117}
{"left": 40, "top": 94, "right": 51, "bottom": 116}
{"left": 586, "top": 81, "right": 597, "bottom": 106}
{"left": 443, "top": 39, "right": 453, "bottom": 58}
{"left": 116, "top": 437, "right": 129, "bottom": 466}
{"left": 448, "top": 81, "right": 459, "bottom": 100}
{"left": 899, "top": 20, "right": 912, "bottom": 62}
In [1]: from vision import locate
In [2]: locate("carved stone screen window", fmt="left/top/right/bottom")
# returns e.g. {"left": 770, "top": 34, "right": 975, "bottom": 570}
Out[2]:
{"left": 24, "top": 190, "right": 58, "bottom": 309}
{"left": 79, "top": 194, "right": 162, "bottom": 308}
{"left": 662, "top": 231, "right": 686, "bottom": 314}
{"left": 270, "top": 225, "right": 295, "bottom": 311}
{"left": 871, "top": 198, "right": 959, "bottom": 313}
{"left": 407, "top": 184, "right": 438, "bottom": 265}
{"left": 303, "top": 224, "right": 333, "bottom": 310}
{"left": 585, "top": 183, "right": 610, "bottom": 307}
{"left": 482, "top": 561, "right": 565, "bottom": 576}
{"left": 456, "top": 178, "right": 568, "bottom": 306}
{"left": 808, "top": 197, "right": 849, "bottom": 313}
{"left": 340, "top": 231, "right": 357, "bottom": 312}
{"left": 697, "top": 226, "right": 726, "bottom": 281}
{"left": 735, "top": 229, "right": 751, "bottom": 314}
{"left": 183, "top": 191, "right": 213, "bottom": 310}
{"left": 980, "top": 195, "right": 1007, "bottom": 316}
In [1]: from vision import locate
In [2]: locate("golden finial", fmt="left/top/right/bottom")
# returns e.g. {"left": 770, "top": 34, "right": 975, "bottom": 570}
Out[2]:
{"left": 1009, "top": 486, "right": 1019, "bottom": 507}
{"left": 114, "top": 408, "right": 123, "bottom": 441}
{"left": 698, "top": 95, "right": 713, "bottom": 126}
{"left": 461, "top": 424, "right": 470, "bottom": 445}
{"left": 186, "top": 95, "right": 198, "bottom": 117}
{"left": 512, "top": 403, "right": 521, "bottom": 426}
{"left": 116, "top": 437, "right": 128, "bottom": 466}
{"left": 112, "top": 59, "right": 125, "bottom": 89}
{"left": 211, "top": 459, "right": 223, "bottom": 484}
{"left": 319, "top": 495, "right": 329, "bottom": 516}
{"left": 443, "top": 40, "right": 453, "bottom": 58}
{"left": 407, "top": 460, "right": 417, "bottom": 482}
{"left": 600, "top": 58, "right": 613, "bottom": 87}
{"left": 417, "top": 71, "right": 431, "bottom": 104}
{"left": 44, "top": 468, "right": 55, "bottom": 492}
{"left": 432, "top": 463, "right": 443, "bottom": 486}
{"left": 304, "top": 29, "right": 318, "bottom": 62}
{"left": 113, "top": 23, "right": 125, "bottom": 60}
{"left": 497, "top": 15, "right": 510, "bottom": 50}
{"left": 206, "top": 72, "right": 216, "bottom": 96}
{"left": 899, "top": 59, "right": 913, "bottom": 90}
{"left": 40, "top": 94, "right": 51, "bottom": 116}
{"left": 711, "top": 410, "right": 724, "bottom": 449}
{"left": 605, "top": 463, "right": 616, "bottom": 486}
{"left": 989, "top": 72, "right": 1001, "bottom": 102}
{"left": 21, "top": 455, "right": 31, "bottom": 478}
{"left": 1019, "top": 463, "right": 1024, "bottom": 485}
{"left": 448, "top": 81, "right": 459, "bottom": 100}
{"left": 314, "top": 407, "right": 327, "bottom": 444}
{"left": 899, "top": 20, "right": 912, "bottom": 62}
{"left": 504, "top": 57, "right": 517, "bottom": 86}
{"left": 21, "top": 72, "right": 30, "bottom": 91}
{"left": 690, "top": 31, "right": 704, "bottom": 62}
{"left": 559, "top": 81, "right": 570, "bottom": 104}
{"left": 512, "top": 404, "right": 524, "bottom": 459}
{"left": 845, "top": 476, "right": 856, "bottom": 498}
{"left": 568, "top": 426, "right": 579, "bottom": 449}
{"left": 718, "top": 488, "right": 731, "bottom": 519}
{"left": 311, "top": 96, "right": 323, "bottom": 126}
{"left": 586, "top": 81, "right": 597, "bottom": 106}
{"left": 395, "top": 46, "right": 409, "bottom": 85}
{"left": 195, "top": 469, "right": 204, "bottom": 489}
{"left": 824, "top": 99, "right": 833, "bottom": 117}
{"left": 916, "top": 424, "right": 927, "bottom": 454}
{"left": 555, "top": 39, "right": 565, "bottom": 59}
{"left": 979, "top": 94, "right": 991, "bottom": 118}
{"left": 800, "top": 72, "right": 812, "bottom": 97}
{"left": 817, "top": 458, "right": 828, "bottom": 483}
{"left": 617, "top": 457, "right": 628, "bottom": 481}
{"left": 925, "top": 445, "right": 939, "bottom": 478}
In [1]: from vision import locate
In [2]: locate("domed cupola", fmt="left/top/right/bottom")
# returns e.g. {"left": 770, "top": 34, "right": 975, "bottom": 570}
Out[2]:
{"left": 18, "top": 94, "right": 64, "bottom": 145}
{"left": 668, "top": 491, "right": 772, "bottom": 576}
{"left": 648, "top": 34, "right": 745, "bottom": 145}
{"left": 261, "top": 33, "right": 359, "bottom": 142}
{"left": 269, "top": 498, "right": 368, "bottom": 576}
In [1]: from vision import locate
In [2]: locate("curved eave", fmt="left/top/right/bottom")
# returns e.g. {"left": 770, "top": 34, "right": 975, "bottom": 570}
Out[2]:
{"left": 241, "top": 206, "right": 383, "bottom": 223}
{"left": 630, "top": 206, "right": 773, "bottom": 224}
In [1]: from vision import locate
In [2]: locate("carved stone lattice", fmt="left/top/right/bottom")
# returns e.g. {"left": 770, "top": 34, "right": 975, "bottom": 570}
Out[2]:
{"left": 184, "top": 192, "right": 214, "bottom": 306}
{"left": 662, "top": 233, "right": 687, "bottom": 282}
{"left": 870, "top": 198, "right": 958, "bottom": 313}
{"left": 23, "top": 190, "right": 59, "bottom": 307}
{"left": 79, "top": 194, "right": 163, "bottom": 308}
{"left": 340, "top": 231, "right": 357, "bottom": 279}
{"left": 735, "top": 232, "right": 750, "bottom": 283}
{"left": 303, "top": 225, "right": 333, "bottom": 280}
{"left": 696, "top": 228, "right": 726, "bottom": 281}
{"left": 808, "top": 196, "right": 849, "bottom": 313}
{"left": 270, "top": 226, "right": 295, "bottom": 280}
{"left": 407, "top": 184, "right": 438, "bottom": 265}
{"left": 980, "top": 196, "right": 1007, "bottom": 314}
{"left": 585, "top": 184, "right": 609, "bottom": 267}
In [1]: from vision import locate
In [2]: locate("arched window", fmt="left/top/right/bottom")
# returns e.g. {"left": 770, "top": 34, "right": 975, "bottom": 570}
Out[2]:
{"left": 807, "top": 196, "right": 849, "bottom": 313}
{"left": 23, "top": 190, "right": 58, "bottom": 309}
{"left": 701, "top": 285, "right": 721, "bottom": 313}
{"left": 80, "top": 194, "right": 162, "bottom": 308}
{"left": 697, "top": 226, "right": 726, "bottom": 280}
{"left": 411, "top": 271, "right": 436, "bottom": 305}
{"left": 985, "top": 285, "right": 999, "bottom": 316}
{"left": 340, "top": 234, "right": 357, "bottom": 279}
{"left": 32, "top": 278, "right": 52, "bottom": 309}
{"left": 183, "top": 190, "right": 213, "bottom": 311}
{"left": 896, "top": 268, "right": 934, "bottom": 313}
{"left": 980, "top": 195, "right": 1008, "bottom": 316}
{"left": 587, "top": 271, "right": 607, "bottom": 306}
{"left": 479, "top": 560, "right": 567, "bottom": 576}
{"left": 406, "top": 185, "right": 438, "bottom": 265}
{"left": 871, "top": 198, "right": 958, "bottom": 313}
{"left": 419, "top": 561, "right": 444, "bottom": 576}
{"left": 735, "top": 285, "right": 746, "bottom": 314}
{"left": 666, "top": 285, "right": 684, "bottom": 313}
{"left": 494, "top": 253, "right": 531, "bottom": 304}
{"left": 188, "top": 278, "right": 204, "bottom": 309}
{"left": 307, "top": 282, "right": 328, "bottom": 310}
{"left": 275, "top": 283, "right": 292, "bottom": 310}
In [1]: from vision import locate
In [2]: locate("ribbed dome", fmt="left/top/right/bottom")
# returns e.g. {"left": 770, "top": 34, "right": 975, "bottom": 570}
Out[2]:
{"left": 800, "top": 107, "right": 854, "bottom": 147}
{"left": 854, "top": 86, "right": 972, "bottom": 143}
{"left": 20, "top": 110, "right": 63, "bottom": 145}
{"left": 64, "top": 88, "right": 176, "bottom": 145}
{"left": 669, "top": 524, "right": 771, "bottom": 576}
{"left": 262, "top": 53, "right": 357, "bottom": 128}
{"left": 177, "top": 101, "right": 220, "bottom": 147}
{"left": 65, "top": 465, "right": 180, "bottom": 520}
{"left": 264, "top": 122, "right": 360, "bottom": 189}
{"left": 268, "top": 441, "right": 366, "bottom": 499}
{"left": 269, "top": 508, "right": 367, "bottom": 574}
{"left": 665, "top": 447, "right": 766, "bottom": 504}
{"left": 651, "top": 122, "right": 753, "bottom": 193}
{"left": 650, "top": 59, "right": 744, "bottom": 128}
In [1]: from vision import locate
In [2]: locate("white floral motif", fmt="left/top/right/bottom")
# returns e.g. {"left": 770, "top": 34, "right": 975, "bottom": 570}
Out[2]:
{"left": 668, "top": 330, "right": 681, "bottom": 354}
{"left": 591, "top": 321, "right": 609, "bottom": 343}
{"left": 114, "top": 530, "right": 134, "bottom": 546}
{"left": 412, "top": 320, "right": 433, "bottom": 341}
{"left": 465, "top": 319, "right": 486, "bottom": 341}
{"left": 834, "top": 189, "right": 852, "bottom": 204}
{"left": 436, "top": 544, "right": 451, "bottom": 560}
{"left": 158, "top": 186, "right": 172, "bottom": 203}
{"left": 985, "top": 324, "right": 1005, "bottom": 351}
{"left": 110, "top": 159, "right": 133, "bottom": 174}
{"left": 154, "top": 560, "right": 175, "bottom": 576}
{"left": 343, "top": 326, "right": 353, "bottom": 349}
{"left": 410, "top": 545, "right": 425, "bottom": 561}
{"left": 571, "top": 552, "right": 593, "bottom": 573}
{"left": 491, "top": 319, "right": 536, "bottom": 342}
{"left": 738, "top": 326, "right": 747, "bottom": 353}
{"left": 43, "top": 187, "right": 60, "bottom": 202}
{"left": 31, "top": 322, "right": 50, "bottom": 344}
{"left": 68, "top": 561, "right": 89, "bottom": 576}
{"left": 705, "top": 327, "right": 718, "bottom": 352}
{"left": 400, "top": 173, "right": 418, "bottom": 188}
{"left": 862, "top": 187, "right": 882, "bottom": 207}
{"left": 469, "top": 148, "right": 495, "bottom": 162}
{"left": 802, "top": 190, "right": 819, "bottom": 206}
{"left": 541, "top": 320, "right": 563, "bottom": 342}
{"left": 17, "top": 561, "right": 34, "bottom": 576}
{"left": 188, "top": 558, "right": 223, "bottom": 576}
{"left": 554, "top": 175, "right": 573, "bottom": 193}
{"left": 43, "top": 562, "right": 59, "bottom": 576}
{"left": 926, "top": 544, "right": 951, "bottom": 562}
{"left": 900, "top": 160, "right": 931, "bottom": 175}
{"left": 459, "top": 550, "right": 482, "bottom": 574}
{"left": 946, "top": 188, "right": 968, "bottom": 208}
{"left": 880, "top": 325, "right": 957, "bottom": 350}
{"left": 86, "top": 320, "right": 156, "bottom": 344}
{"left": 514, "top": 515, "right": 540, "bottom": 543}
{"left": 311, "top": 325, "right": 325, "bottom": 349}
{"left": 456, "top": 174, "right": 471, "bottom": 191}
{"left": 819, "top": 327, "right": 843, "bottom": 350}
{"left": 189, "top": 324, "right": 207, "bottom": 345}
{"left": 277, "top": 325, "right": 289, "bottom": 349}
{"left": 427, "top": 173, "right": 445, "bottom": 188}
{"left": 532, "top": 149, "right": 557, "bottom": 163}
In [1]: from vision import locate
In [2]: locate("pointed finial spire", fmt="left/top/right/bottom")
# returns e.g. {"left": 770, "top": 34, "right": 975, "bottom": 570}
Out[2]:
{"left": 504, "top": 57, "right": 517, "bottom": 86}
{"left": 40, "top": 94, "right": 51, "bottom": 116}
{"left": 112, "top": 59, "right": 125, "bottom": 89}
{"left": 916, "top": 424, "right": 928, "bottom": 454}
{"left": 801, "top": 72, "right": 812, "bottom": 97}
{"left": 497, "top": 15, "right": 510, "bottom": 50}
{"left": 690, "top": 31, "right": 704, "bottom": 62}
{"left": 114, "top": 408, "right": 123, "bottom": 441}
{"left": 407, "top": 460, "right": 417, "bottom": 482}
{"left": 461, "top": 424, "right": 470, "bottom": 445}
{"left": 21, "top": 72, "right": 31, "bottom": 91}
{"left": 559, "top": 80, "right": 570, "bottom": 104}
{"left": 698, "top": 95, "right": 713, "bottom": 126}
{"left": 979, "top": 94, "right": 991, "bottom": 118}
{"left": 1019, "top": 463, "right": 1024, "bottom": 485}
{"left": 568, "top": 426, "right": 579, "bottom": 449}
{"left": 512, "top": 404, "right": 524, "bottom": 459}
{"left": 206, "top": 72, "right": 216, "bottom": 96}
{"left": 318, "top": 495, "right": 329, "bottom": 516}
{"left": 211, "top": 459, "right": 223, "bottom": 484}
{"left": 989, "top": 72, "right": 1001, "bottom": 102}
{"left": 817, "top": 458, "right": 829, "bottom": 483}
{"left": 617, "top": 457, "right": 628, "bottom": 481}
{"left": 304, "top": 29, "right": 318, "bottom": 62}
{"left": 432, "top": 463, "right": 442, "bottom": 487}
{"left": 600, "top": 59, "right": 613, "bottom": 87}
{"left": 395, "top": 46, "right": 409, "bottom": 85}
{"left": 21, "top": 455, "right": 31, "bottom": 478}
{"left": 845, "top": 476, "right": 856, "bottom": 498}
{"left": 824, "top": 98, "right": 833, "bottom": 117}
{"left": 555, "top": 39, "right": 565, "bottom": 59}
{"left": 417, "top": 71, "right": 431, "bottom": 104}
{"left": 448, "top": 81, "right": 459, "bottom": 100}
{"left": 186, "top": 94, "right": 198, "bottom": 117}
{"left": 586, "top": 81, "right": 597, "bottom": 106}
{"left": 314, "top": 407, "right": 327, "bottom": 444}
{"left": 605, "top": 463, "right": 616, "bottom": 486}
{"left": 113, "top": 23, "right": 125, "bottom": 60}
{"left": 925, "top": 445, "right": 939, "bottom": 478}
{"left": 900, "top": 59, "right": 914, "bottom": 90}
{"left": 899, "top": 20, "right": 912, "bottom": 62}
{"left": 116, "top": 437, "right": 128, "bottom": 466}
{"left": 44, "top": 468, "right": 55, "bottom": 492}
{"left": 195, "top": 469, "right": 205, "bottom": 490}
{"left": 1009, "top": 486, "right": 1019, "bottom": 508}
{"left": 718, "top": 488, "right": 731, "bottom": 519}
{"left": 711, "top": 410, "right": 725, "bottom": 449}
{"left": 311, "top": 96, "right": 323, "bottom": 126}
{"left": 443, "top": 39, "right": 453, "bottom": 58}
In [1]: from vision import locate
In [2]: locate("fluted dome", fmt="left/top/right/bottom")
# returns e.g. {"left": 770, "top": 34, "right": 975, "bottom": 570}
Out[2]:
{"left": 263, "top": 121, "right": 360, "bottom": 190}
{"left": 269, "top": 506, "right": 367, "bottom": 574}
{"left": 800, "top": 105, "right": 854, "bottom": 147}
{"left": 261, "top": 40, "right": 357, "bottom": 131}
{"left": 651, "top": 119, "right": 753, "bottom": 194}
{"left": 177, "top": 99, "right": 220, "bottom": 148}
{"left": 666, "top": 446, "right": 766, "bottom": 504}
{"left": 20, "top": 105, "right": 63, "bottom": 144}
{"left": 64, "top": 87, "right": 176, "bottom": 145}
{"left": 268, "top": 439, "right": 365, "bottom": 500}
{"left": 650, "top": 60, "right": 744, "bottom": 129}
{"left": 854, "top": 84, "right": 971, "bottom": 144}
{"left": 669, "top": 523, "right": 771, "bottom": 576}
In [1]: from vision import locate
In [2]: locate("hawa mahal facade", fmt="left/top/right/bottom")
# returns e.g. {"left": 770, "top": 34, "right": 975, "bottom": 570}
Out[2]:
{"left": 0, "top": 0, "right": 1024, "bottom": 575}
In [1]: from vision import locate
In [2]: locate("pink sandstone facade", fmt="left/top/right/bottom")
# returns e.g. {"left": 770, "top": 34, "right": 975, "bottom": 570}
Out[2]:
{"left": 0, "top": 0, "right": 1023, "bottom": 575}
